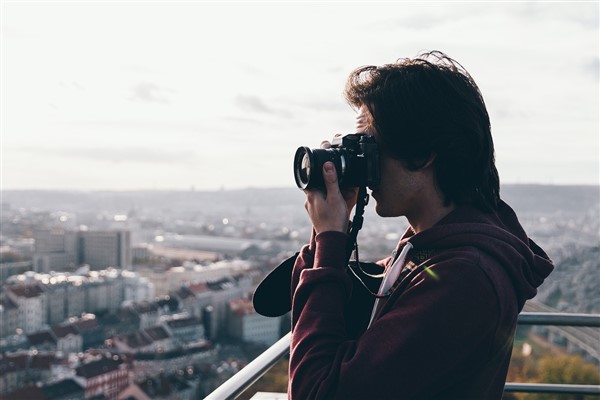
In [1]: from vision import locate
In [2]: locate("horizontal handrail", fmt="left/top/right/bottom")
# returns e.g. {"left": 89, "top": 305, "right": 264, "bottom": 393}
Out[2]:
{"left": 517, "top": 312, "right": 600, "bottom": 327}
{"left": 205, "top": 332, "right": 292, "bottom": 400}
{"left": 504, "top": 383, "right": 600, "bottom": 395}
{"left": 205, "top": 312, "right": 600, "bottom": 400}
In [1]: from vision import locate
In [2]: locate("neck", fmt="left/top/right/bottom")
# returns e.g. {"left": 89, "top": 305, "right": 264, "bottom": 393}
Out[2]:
{"left": 408, "top": 202, "right": 455, "bottom": 233}
{"left": 406, "top": 184, "right": 455, "bottom": 234}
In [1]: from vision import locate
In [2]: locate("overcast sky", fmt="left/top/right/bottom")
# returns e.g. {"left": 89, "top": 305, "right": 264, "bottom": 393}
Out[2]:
{"left": 2, "top": 1, "right": 598, "bottom": 191}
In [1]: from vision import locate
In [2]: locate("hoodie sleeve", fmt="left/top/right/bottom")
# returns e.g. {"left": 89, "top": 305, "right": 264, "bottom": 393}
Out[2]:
{"left": 289, "top": 241, "right": 506, "bottom": 400}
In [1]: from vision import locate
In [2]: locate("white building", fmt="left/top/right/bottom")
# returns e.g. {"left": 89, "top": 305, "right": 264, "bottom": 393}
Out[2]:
{"left": 51, "top": 324, "right": 83, "bottom": 354}
{"left": 7, "top": 284, "right": 47, "bottom": 334}
{"left": 162, "top": 313, "right": 205, "bottom": 345}
{"left": 155, "top": 259, "right": 252, "bottom": 296}
{"left": 122, "top": 270, "right": 155, "bottom": 304}
{"left": 227, "top": 299, "right": 281, "bottom": 346}
{"left": 0, "top": 295, "right": 19, "bottom": 338}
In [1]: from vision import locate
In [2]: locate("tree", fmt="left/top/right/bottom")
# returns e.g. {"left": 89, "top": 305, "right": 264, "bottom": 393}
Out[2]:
{"left": 526, "top": 355, "right": 600, "bottom": 400}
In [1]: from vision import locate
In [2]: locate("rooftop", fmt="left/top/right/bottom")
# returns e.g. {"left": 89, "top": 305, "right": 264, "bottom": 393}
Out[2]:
{"left": 8, "top": 283, "right": 44, "bottom": 298}
{"left": 76, "top": 355, "right": 123, "bottom": 378}
{"left": 51, "top": 323, "right": 80, "bottom": 339}
{"left": 165, "top": 315, "right": 203, "bottom": 329}
{"left": 27, "top": 331, "right": 56, "bottom": 346}
{"left": 144, "top": 326, "right": 170, "bottom": 341}
{"left": 229, "top": 298, "right": 256, "bottom": 316}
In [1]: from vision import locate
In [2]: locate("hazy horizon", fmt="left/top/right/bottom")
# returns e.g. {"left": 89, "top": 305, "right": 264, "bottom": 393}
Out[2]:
{"left": 2, "top": 2, "right": 598, "bottom": 191}
{"left": 1, "top": 182, "right": 599, "bottom": 195}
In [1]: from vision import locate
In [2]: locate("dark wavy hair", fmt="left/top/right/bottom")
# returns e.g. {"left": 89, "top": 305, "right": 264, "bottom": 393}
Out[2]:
{"left": 344, "top": 51, "right": 500, "bottom": 211}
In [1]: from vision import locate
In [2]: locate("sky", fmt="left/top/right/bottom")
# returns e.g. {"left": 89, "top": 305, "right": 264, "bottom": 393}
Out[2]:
{"left": 1, "top": 1, "right": 598, "bottom": 191}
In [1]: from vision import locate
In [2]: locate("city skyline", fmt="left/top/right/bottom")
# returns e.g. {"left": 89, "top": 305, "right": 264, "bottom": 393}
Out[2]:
{"left": 2, "top": 2, "right": 598, "bottom": 190}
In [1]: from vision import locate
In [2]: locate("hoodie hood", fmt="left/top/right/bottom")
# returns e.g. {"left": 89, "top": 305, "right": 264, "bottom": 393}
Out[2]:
{"left": 405, "top": 200, "right": 554, "bottom": 308}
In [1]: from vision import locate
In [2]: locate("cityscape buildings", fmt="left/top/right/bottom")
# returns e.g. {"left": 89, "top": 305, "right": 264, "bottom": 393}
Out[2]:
{"left": 0, "top": 186, "right": 598, "bottom": 398}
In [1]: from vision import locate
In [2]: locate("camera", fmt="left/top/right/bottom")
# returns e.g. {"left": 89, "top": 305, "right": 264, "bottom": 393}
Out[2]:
{"left": 293, "top": 133, "right": 380, "bottom": 190}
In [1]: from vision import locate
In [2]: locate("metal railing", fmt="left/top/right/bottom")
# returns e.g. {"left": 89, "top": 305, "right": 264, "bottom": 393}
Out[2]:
{"left": 206, "top": 332, "right": 292, "bottom": 400}
{"left": 205, "top": 312, "right": 600, "bottom": 399}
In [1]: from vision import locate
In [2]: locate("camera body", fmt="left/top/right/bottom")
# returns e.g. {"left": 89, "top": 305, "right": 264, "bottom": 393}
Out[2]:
{"left": 294, "top": 133, "right": 380, "bottom": 190}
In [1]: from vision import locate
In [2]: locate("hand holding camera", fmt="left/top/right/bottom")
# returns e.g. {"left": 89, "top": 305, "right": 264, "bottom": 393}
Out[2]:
{"left": 294, "top": 133, "right": 380, "bottom": 234}
{"left": 303, "top": 161, "right": 351, "bottom": 234}
{"left": 319, "top": 137, "right": 360, "bottom": 213}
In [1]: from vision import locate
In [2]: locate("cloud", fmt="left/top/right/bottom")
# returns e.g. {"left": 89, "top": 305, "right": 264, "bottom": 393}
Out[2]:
{"left": 62, "top": 119, "right": 207, "bottom": 134}
{"left": 20, "top": 146, "right": 197, "bottom": 165}
{"left": 235, "top": 94, "right": 293, "bottom": 118}
{"left": 129, "top": 82, "right": 174, "bottom": 103}
{"left": 59, "top": 81, "right": 85, "bottom": 91}
{"left": 583, "top": 57, "right": 599, "bottom": 81}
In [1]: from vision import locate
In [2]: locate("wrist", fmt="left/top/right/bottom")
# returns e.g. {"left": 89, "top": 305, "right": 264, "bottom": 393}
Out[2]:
{"left": 314, "top": 231, "right": 349, "bottom": 270}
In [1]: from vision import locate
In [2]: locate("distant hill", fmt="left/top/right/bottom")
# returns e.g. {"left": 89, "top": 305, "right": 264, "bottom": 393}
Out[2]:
{"left": 2, "top": 184, "right": 598, "bottom": 216}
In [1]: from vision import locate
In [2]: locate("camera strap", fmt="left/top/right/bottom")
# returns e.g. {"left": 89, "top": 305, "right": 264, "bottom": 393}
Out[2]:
{"left": 346, "top": 185, "right": 369, "bottom": 264}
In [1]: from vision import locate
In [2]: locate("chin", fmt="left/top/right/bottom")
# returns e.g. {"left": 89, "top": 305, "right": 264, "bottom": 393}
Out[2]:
{"left": 374, "top": 203, "right": 393, "bottom": 218}
{"left": 374, "top": 200, "right": 404, "bottom": 218}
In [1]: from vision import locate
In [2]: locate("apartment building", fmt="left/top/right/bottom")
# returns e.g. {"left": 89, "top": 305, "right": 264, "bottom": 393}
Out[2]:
{"left": 227, "top": 298, "right": 282, "bottom": 346}
{"left": 75, "top": 355, "right": 129, "bottom": 400}
{"left": 6, "top": 284, "right": 47, "bottom": 334}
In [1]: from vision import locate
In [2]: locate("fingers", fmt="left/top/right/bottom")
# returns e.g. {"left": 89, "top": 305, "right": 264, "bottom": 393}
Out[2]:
{"left": 322, "top": 162, "right": 341, "bottom": 199}
{"left": 302, "top": 162, "right": 348, "bottom": 233}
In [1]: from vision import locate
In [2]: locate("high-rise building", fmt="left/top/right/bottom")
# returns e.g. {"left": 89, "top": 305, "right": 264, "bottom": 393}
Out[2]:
{"left": 33, "top": 229, "right": 76, "bottom": 272}
{"left": 33, "top": 229, "right": 131, "bottom": 271}
{"left": 79, "top": 230, "right": 131, "bottom": 270}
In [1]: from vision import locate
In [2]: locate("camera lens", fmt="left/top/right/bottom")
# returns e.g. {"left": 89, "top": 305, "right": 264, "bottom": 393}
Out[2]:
{"left": 299, "top": 153, "right": 310, "bottom": 182}
{"left": 294, "top": 147, "right": 313, "bottom": 189}
{"left": 294, "top": 146, "right": 342, "bottom": 189}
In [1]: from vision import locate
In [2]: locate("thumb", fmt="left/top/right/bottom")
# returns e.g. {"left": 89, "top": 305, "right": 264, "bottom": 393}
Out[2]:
{"left": 323, "top": 162, "right": 341, "bottom": 196}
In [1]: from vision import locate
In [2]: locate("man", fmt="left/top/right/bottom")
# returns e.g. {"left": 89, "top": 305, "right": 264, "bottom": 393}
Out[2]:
{"left": 288, "top": 51, "right": 554, "bottom": 399}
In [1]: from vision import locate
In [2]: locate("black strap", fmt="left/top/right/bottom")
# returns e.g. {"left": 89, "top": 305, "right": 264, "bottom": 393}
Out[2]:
{"left": 346, "top": 186, "right": 369, "bottom": 263}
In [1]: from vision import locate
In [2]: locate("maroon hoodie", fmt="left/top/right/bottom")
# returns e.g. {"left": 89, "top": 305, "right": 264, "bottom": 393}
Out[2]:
{"left": 288, "top": 201, "right": 553, "bottom": 399}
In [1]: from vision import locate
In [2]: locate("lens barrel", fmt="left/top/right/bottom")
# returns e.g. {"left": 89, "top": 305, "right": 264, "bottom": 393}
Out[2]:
{"left": 293, "top": 147, "right": 346, "bottom": 190}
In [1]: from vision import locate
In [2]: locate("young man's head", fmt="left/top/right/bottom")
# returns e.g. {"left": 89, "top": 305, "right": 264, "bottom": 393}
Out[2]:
{"left": 344, "top": 51, "right": 500, "bottom": 213}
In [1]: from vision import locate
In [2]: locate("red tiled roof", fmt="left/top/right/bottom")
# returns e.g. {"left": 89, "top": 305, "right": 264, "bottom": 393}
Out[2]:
{"left": 72, "top": 317, "right": 99, "bottom": 333}
{"left": 0, "top": 352, "right": 57, "bottom": 373}
{"left": 8, "top": 284, "right": 44, "bottom": 298}
{"left": 229, "top": 298, "right": 256, "bottom": 316}
{"left": 27, "top": 331, "right": 57, "bottom": 346}
{"left": 187, "top": 282, "right": 209, "bottom": 294}
{"left": 29, "top": 353, "right": 56, "bottom": 369}
{"left": 76, "top": 356, "right": 123, "bottom": 378}
{"left": 2, "top": 385, "right": 45, "bottom": 400}
{"left": 51, "top": 324, "right": 80, "bottom": 339}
